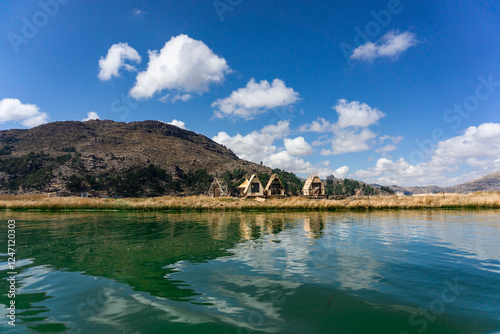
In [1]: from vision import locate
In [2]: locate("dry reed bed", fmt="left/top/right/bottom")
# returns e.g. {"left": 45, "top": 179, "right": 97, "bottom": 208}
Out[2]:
{"left": 0, "top": 192, "right": 499, "bottom": 212}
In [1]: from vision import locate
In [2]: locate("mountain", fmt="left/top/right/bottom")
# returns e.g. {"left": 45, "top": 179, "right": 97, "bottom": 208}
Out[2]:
{"left": 445, "top": 171, "right": 500, "bottom": 193}
{"left": 388, "top": 170, "right": 500, "bottom": 195}
{"left": 388, "top": 185, "right": 444, "bottom": 195}
{"left": 0, "top": 120, "right": 269, "bottom": 196}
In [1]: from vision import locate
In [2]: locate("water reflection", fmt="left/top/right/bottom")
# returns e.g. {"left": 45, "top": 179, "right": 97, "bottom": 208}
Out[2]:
{"left": 0, "top": 210, "right": 499, "bottom": 333}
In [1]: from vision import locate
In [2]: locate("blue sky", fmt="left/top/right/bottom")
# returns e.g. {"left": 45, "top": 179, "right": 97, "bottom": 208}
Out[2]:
{"left": 1, "top": 0, "right": 499, "bottom": 186}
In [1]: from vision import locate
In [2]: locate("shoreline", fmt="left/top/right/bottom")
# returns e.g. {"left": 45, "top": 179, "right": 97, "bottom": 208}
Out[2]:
{"left": 0, "top": 192, "right": 499, "bottom": 212}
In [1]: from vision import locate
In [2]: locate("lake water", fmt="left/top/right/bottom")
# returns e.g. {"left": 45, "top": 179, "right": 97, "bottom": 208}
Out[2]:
{"left": 1, "top": 210, "right": 500, "bottom": 333}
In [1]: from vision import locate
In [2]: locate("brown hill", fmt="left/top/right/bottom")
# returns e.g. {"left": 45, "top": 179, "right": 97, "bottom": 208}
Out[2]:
{"left": 445, "top": 171, "right": 500, "bottom": 193}
{"left": 388, "top": 170, "right": 500, "bottom": 195}
{"left": 0, "top": 120, "right": 269, "bottom": 196}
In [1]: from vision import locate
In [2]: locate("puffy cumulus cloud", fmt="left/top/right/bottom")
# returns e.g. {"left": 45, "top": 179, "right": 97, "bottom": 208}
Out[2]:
{"left": 432, "top": 123, "right": 500, "bottom": 163}
{"left": 0, "top": 98, "right": 49, "bottom": 128}
{"left": 263, "top": 151, "right": 314, "bottom": 173}
{"left": 213, "top": 120, "right": 290, "bottom": 163}
{"left": 351, "top": 31, "right": 418, "bottom": 62}
{"left": 263, "top": 151, "right": 348, "bottom": 178}
{"left": 321, "top": 128, "right": 377, "bottom": 155}
{"left": 82, "top": 111, "right": 100, "bottom": 121}
{"left": 355, "top": 157, "right": 437, "bottom": 186}
{"left": 300, "top": 100, "right": 393, "bottom": 155}
{"left": 130, "top": 34, "right": 231, "bottom": 100}
{"left": 212, "top": 78, "right": 299, "bottom": 119}
{"left": 334, "top": 166, "right": 350, "bottom": 178}
{"left": 213, "top": 121, "right": 348, "bottom": 178}
{"left": 334, "top": 99, "right": 385, "bottom": 128}
{"left": 284, "top": 136, "right": 313, "bottom": 156}
{"left": 355, "top": 123, "right": 500, "bottom": 186}
{"left": 168, "top": 119, "right": 186, "bottom": 129}
{"left": 98, "top": 43, "right": 141, "bottom": 81}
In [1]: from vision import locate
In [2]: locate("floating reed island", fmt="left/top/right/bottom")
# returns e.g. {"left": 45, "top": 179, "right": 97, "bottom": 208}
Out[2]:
{"left": 0, "top": 192, "right": 499, "bottom": 212}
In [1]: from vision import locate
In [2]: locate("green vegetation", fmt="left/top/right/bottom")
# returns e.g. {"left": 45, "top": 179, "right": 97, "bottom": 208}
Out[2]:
{"left": 221, "top": 168, "right": 246, "bottom": 194}
{"left": 62, "top": 146, "right": 76, "bottom": 152}
{"left": 0, "top": 145, "right": 13, "bottom": 155}
{"left": 67, "top": 164, "right": 181, "bottom": 197}
{"left": 1, "top": 136, "right": 18, "bottom": 144}
{"left": 325, "top": 178, "right": 393, "bottom": 197}
{"left": 380, "top": 186, "right": 395, "bottom": 194}
{"left": 0, "top": 152, "right": 68, "bottom": 191}
{"left": 184, "top": 169, "right": 213, "bottom": 193}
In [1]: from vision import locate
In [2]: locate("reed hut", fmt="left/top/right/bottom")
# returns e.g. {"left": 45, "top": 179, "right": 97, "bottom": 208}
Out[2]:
{"left": 207, "top": 177, "right": 229, "bottom": 198}
{"left": 302, "top": 173, "right": 325, "bottom": 197}
{"left": 264, "top": 173, "right": 285, "bottom": 197}
{"left": 238, "top": 174, "right": 264, "bottom": 197}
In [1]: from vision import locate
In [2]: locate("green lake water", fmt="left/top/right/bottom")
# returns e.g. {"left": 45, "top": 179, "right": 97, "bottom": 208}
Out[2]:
{"left": 0, "top": 210, "right": 499, "bottom": 333}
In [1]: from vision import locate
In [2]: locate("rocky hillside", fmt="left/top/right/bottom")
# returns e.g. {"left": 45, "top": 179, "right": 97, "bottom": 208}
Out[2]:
{"left": 389, "top": 170, "right": 500, "bottom": 195}
{"left": 445, "top": 171, "right": 500, "bottom": 193}
{"left": 0, "top": 120, "right": 269, "bottom": 196}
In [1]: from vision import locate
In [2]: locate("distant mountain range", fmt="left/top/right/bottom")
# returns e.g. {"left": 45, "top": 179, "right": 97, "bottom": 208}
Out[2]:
{"left": 388, "top": 171, "right": 500, "bottom": 195}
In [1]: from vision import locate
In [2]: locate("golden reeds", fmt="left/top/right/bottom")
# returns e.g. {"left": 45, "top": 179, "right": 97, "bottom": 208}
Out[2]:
{"left": 0, "top": 192, "right": 498, "bottom": 212}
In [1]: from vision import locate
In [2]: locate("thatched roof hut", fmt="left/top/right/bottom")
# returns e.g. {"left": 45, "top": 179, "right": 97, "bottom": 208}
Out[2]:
{"left": 207, "top": 177, "right": 229, "bottom": 198}
{"left": 238, "top": 174, "right": 264, "bottom": 197}
{"left": 302, "top": 173, "right": 324, "bottom": 197}
{"left": 264, "top": 173, "right": 285, "bottom": 197}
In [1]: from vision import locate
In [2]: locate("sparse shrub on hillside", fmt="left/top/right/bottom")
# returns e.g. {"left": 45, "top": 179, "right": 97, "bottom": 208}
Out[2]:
{"left": 67, "top": 175, "right": 84, "bottom": 192}
{"left": 184, "top": 169, "right": 213, "bottom": 193}
{"left": 380, "top": 186, "right": 395, "bottom": 194}
{"left": 0, "top": 152, "right": 56, "bottom": 191}
{"left": 70, "top": 152, "right": 85, "bottom": 171}
{"left": 0, "top": 145, "right": 13, "bottom": 155}
{"left": 2, "top": 136, "right": 18, "bottom": 144}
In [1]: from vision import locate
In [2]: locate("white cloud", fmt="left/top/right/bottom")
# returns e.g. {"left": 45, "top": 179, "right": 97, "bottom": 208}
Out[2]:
{"left": 334, "top": 99, "right": 385, "bottom": 128}
{"left": 159, "top": 93, "right": 194, "bottom": 104}
{"left": 82, "top": 111, "right": 100, "bottom": 121}
{"left": 301, "top": 100, "right": 387, "bottom": 155}
{"left": 355, "top": 123, "right": 500, "bottom": 186}
{"left": 321, "top": 128, "right": 377, "bottom": 155}
{"left": 284, "top": 136, "right": 313, "bottom": 156}
{"left": 130, "top": 34, "right": 231, "bottom": 100}
{"left": 213, "top": 121, "right": 346, "bottom": 177}
{"left": 98, "top": 42, "right": 141, "bottom": 81}
{"left": 263, "top": 151, "right": 314, "bottom": 173}
{"left": 212, "top": 78, "right": 300, "bottom": 119}
{"left": 375, "top": 144, "right": 397, "bottom": 153}
{"left": 334, "top": 166, "right": 350, "bottom": 178}
{"left": 351, "top": 31, "right": 418, "bottom": 62}
{"left": 379, "top": 135, "right": 403, "bottom": 144}
{"left": 299, "top": 118, "right": 335, "bottom": 133}
{"left": 172, "top": 94, "right": 192, "bottom": 103}
{"left": 0, "top": 98, "right": 49, "bottom": 128}
{"left": 213, "top": 120, "right": 290, "bottom": 162}
{"left": 432, "top": 123, "right": 500, "bottom": 163}
{"left": 168, "top": 119, "right": 186, "bottom": 129}
{"left": 263, "top": 151, "right": 347, "bottom": 178}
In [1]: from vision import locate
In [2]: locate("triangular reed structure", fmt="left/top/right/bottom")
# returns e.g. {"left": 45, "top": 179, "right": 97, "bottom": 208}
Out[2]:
{"left": 302, "top": 173, "right": 325, "bottom": 197}
{"left": 264, "top": 173, "right": 285, "bottom": 197}
{"left": 207, "top": 177, "right": 229, "bottom": 198}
